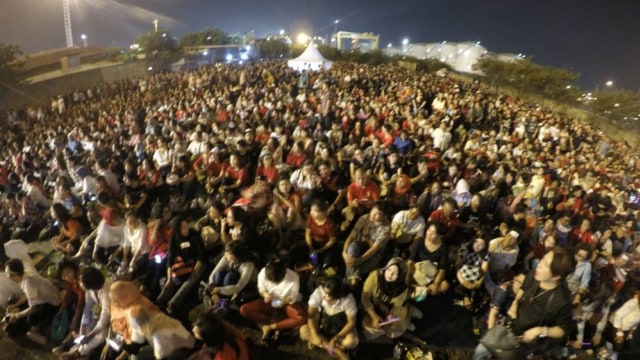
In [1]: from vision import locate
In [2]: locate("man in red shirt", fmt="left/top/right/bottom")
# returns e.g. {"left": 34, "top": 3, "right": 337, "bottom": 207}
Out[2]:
{"left": 342, "top": 168, "right": 380, "bottom": 230}
{"left": 428, "top": 198, "right": 459, "bottom": 243}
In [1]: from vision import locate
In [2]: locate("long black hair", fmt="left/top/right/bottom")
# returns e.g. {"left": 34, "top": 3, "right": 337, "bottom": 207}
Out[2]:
{"left": 193, "top": 312, "right": 240, "bottom": 356}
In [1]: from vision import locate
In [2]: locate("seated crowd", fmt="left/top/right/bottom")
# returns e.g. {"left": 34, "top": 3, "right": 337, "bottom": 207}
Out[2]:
{"left": 2, "top": 60, "right": 640, "bottom": 360}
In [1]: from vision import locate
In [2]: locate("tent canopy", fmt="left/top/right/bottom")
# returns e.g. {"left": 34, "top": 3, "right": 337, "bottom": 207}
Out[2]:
{"left": 287, "top": 42, "right": 332, "bottom": 71}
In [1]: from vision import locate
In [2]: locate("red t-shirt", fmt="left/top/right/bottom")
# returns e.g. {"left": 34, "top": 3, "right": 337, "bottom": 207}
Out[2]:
{"left": 256, "top": 165, "right": 279, "bottom": 184}
{"left": 306, "top": 217, "right": 336, "bottom": 245}
{"left": 226, "top": 166, "right": 248, "bottom": 185}
{"left": 347, "top": 180, "right": 380, "bottom": 206}
{"left": 286, "top": 152, "right": 307, "bottom": 169}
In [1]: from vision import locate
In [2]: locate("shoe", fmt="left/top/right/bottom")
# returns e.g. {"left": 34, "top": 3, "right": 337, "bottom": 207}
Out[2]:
{"left": 213, "top": 298, "right": 229, "bottom": 314}
{"left": 27, "top": 330, "right": 48, "bottom": 345}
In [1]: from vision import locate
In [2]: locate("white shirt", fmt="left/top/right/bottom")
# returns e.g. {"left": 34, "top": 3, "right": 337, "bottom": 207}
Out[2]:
{"left": 21, "top": 274, "right": 61, "bottom": 307}
{"left": 257, "top": 268, "right": 301, "bottom": 304}
{"left": 488, "top": 238, "right": 519, "bottom": 274}
{"left": 124, "top": 222, "right": 150, "bottom": 256}
{"left": 81, "top": 282, "right": 111, "bottom": 334}
{"left": 98, "top": 169, "right": 120, "bottom": 194}
{"left": 612, "top": 298, "right": 640, "bottom": 332}
{"left": 391, "top": 210, "right": 426, "bottom": 239}
{"left": 153, "top": 148, "right": 172, "bottom": 169}
{"left": 25, "top": 183, "right": 50, "bottom": 208}
{"left": 129, "top": 311, "right": 195, "bottom": 359}
{"left": 308, "top": 287, "right": 357, "bottom": 317}
{"left": 95, "top": 219, "right": 125, "bottom": 249}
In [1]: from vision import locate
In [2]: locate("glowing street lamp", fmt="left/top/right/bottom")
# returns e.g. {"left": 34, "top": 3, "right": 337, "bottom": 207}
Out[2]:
{"left": 279, "top": 29, "right": 285, "bottom": 36}
{"left": 297, "top": 33, "right": 310, "bottom": 45}
{"left": 606, "top": 80, "right": 614, "bottom": 87}
{"left": 80, "top": 34, "right": 87, "bottom": 47}
{"left": 402, "top": 38, "right": 409, "bottom": 46}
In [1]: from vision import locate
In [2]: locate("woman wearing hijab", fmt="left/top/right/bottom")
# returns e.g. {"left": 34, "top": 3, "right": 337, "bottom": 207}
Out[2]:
{"left": 361, "top": 257, "right": 413, "bottom": 340}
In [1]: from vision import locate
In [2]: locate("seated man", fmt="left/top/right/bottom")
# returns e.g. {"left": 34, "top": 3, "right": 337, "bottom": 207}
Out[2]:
{"left": 342, "top": 202, "right": 391, "bottom": 287}
{"left": 390, "top": 206, "right": 426, "bottom": 258}
{"left": 341, "top": 168, "right": 380, "bottom": 230}
{"left": 4, "top": 258, "right": 61, "bottom": 343}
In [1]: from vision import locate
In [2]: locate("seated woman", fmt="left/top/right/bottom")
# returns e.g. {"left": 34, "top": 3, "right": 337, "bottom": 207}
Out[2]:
{"left": 140, "top": 204, "right": 171, "bottom": 300}
{"left": 207, "top": 241, "right": 257, "bottom": 311}
{"left": 239, "top": 257, "right": 306, "bottom": 344}
{"left": 454, "top": 235, "right": 489, "bottom": 310}
{"left": 77, "top": 207, "right": 125, "bottom": 265}
{"left": 300, "top": 277, "right": 359, "bottom": 360}
{"left": 57, "top": 267, "right": 111, "bottom": 359}
{"left": 157, "top": 216, "right": 205, "bottom": 315}
{"left": 50, "top": 203, "right": 84, "bottom": 255}
{"left": 190, "top": 312, "right": 249, "bottom": 360}
{"left": 56, "top": 260, "right": 84, "bottom": 337}
{"left": 361, "top": 257, "right": 414, "bottom": 341}
{"left": 407, "top": 222, "right": 450, "bottom": 296}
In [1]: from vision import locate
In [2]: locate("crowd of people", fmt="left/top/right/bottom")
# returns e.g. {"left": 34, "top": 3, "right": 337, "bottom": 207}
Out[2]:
{"left": 1, "top": 59, "right": 640, "bottom": 359}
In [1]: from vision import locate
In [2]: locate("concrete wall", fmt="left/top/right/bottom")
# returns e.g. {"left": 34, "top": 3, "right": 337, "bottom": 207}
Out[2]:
{"left": 0, "top": 62, "right": 148, "bottom": 110}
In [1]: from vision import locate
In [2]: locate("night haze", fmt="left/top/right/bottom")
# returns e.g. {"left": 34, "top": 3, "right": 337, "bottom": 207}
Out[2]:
{"left": 1, "top": 0, "right": 639, "bottom": 90}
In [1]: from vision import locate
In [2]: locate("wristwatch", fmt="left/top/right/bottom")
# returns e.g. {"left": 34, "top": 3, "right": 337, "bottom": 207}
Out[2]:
{"left": 539, "top": 326, "right": 549, "bottom": 338}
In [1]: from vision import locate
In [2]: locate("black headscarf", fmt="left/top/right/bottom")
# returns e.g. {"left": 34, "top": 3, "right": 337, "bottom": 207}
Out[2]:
{"left": 377, "top": 257, "right": 409, "bottom": 300}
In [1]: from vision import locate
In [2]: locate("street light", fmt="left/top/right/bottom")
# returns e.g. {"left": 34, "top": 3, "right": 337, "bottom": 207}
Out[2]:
{"left": 297, "top": 33, "right": 310, "bottom": 45}
{"left": 402, "top": 38, "right": 409, "bottom": 46}
{"left": 80, "top": 34, "right": 87, "bottom": 47}
{"left": 606, "top": 80, "right": 614, "bottom": 87}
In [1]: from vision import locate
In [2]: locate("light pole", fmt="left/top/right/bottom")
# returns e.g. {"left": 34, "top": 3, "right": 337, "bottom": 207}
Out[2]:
{"left": 81, "top": 34, "right": 87, "bottom": 47}
{"left": 334, "top": 20, "right": 339, "bottom": 48}
{"left": 62, "top": 0, "right": 74, "bottom": 47}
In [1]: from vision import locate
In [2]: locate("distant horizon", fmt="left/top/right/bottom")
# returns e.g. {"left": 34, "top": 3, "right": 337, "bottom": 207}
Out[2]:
{"left": 1, "top": 0, "right": 639, "bottom": 91}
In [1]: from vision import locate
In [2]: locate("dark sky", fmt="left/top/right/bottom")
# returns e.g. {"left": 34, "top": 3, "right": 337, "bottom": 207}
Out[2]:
{"left": 1, "top": 0, "right": 639, "bottom": 90}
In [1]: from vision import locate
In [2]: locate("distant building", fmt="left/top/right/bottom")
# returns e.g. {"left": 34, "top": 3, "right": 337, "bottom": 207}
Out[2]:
{"left": 383, "top": 41, "right": 524, "bottom": 74}
{"left": 334, "top": 31, "right": 380, "bottom": 52}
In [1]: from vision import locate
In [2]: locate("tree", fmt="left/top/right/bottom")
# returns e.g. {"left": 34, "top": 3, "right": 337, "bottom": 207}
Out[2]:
{"left": 179, "top": 28, "right": 231, "bottom": 47}
{"left": 473, "top": 57, "right": 582, "bottom": 104}
{"left": 589, "top": 89, "right": 640, "bottom": 124}
{"left": 0, "top": 44, "right": 24, "bottom": 96}
{"left": 135, "top": 30, "right": 178, "bottom": 58}
{"left": 257, "top": 38, "right": 290, "bottom": 59}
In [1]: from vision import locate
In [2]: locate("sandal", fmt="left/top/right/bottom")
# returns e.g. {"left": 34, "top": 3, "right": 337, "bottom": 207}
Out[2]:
{"left": 260, "top": 325, "right": 273, "bottom": 345}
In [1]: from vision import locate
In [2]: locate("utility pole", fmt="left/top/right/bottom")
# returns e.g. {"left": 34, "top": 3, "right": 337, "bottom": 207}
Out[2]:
{"left": 153, "top": 17, "right": 159, "bottom": 32}
{"left": 62, "top": 0, "right": 73, "bottom": 47}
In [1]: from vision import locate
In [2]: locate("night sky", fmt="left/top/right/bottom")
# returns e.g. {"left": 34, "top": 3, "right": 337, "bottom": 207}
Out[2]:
{"left": 1, "top": 0, "right": 639, "bottom": 90}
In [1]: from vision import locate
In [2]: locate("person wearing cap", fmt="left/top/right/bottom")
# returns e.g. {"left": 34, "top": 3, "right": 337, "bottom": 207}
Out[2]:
{"left": 487, "top": 230, "right": 520, "bottom": 283}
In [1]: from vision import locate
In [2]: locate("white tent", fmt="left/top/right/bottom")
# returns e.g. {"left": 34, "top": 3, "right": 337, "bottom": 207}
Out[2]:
{"left": 287, "top": 42, "right": 332, "bottom": 71}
